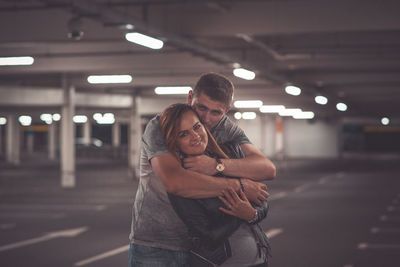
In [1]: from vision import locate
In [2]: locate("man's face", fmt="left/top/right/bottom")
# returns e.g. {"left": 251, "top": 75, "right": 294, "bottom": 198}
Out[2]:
{"left": 188, "top": 92, "right": 228, "bottom": 130}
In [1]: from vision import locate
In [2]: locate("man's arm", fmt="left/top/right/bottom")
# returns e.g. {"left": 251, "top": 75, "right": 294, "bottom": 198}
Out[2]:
{"left": 151, "top": 153, "right": 268, "bottom": 205}
{"left": 183, "top": 143, "right": 276, "bottom": 181}
{"left": 221, "top": 143, "right": 276, "bottom": 180}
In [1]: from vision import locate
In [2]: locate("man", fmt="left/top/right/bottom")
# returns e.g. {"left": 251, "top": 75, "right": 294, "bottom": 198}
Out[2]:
{"left": 129, "top": 73, "right": 276, "bottom": 266}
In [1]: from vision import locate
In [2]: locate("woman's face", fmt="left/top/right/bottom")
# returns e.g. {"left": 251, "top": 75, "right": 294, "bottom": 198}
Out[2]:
{"left": 176, "top": 110, "right": 208, "bottom": 156}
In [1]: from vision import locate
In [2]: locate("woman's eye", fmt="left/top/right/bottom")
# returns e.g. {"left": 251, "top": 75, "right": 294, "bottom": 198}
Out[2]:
{"left": 179, "top": 131, "right": 188, "bottom": 138}
{"left": 194, "top": 124, "right": 201, "bottom": 130}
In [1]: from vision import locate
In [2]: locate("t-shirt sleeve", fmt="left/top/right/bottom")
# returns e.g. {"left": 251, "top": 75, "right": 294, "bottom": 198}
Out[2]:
{"left": 142, "top": 116, "right": 170, "bottom": 160}
{"left": 212, "top": 116, "right": 251, "bottom": 145}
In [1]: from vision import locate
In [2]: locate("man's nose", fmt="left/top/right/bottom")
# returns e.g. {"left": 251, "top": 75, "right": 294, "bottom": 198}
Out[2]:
{"left": 202, "top": 112, "right": 211, "bottom": 126}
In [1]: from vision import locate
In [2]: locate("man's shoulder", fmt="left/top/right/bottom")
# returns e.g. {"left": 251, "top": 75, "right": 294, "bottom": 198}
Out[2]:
{"left": 143, "top": 114, "right": 161, "bottom": 137}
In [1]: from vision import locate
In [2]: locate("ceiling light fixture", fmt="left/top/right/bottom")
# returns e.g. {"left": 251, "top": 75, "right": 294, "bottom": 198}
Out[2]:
{"left": 233, "top": 100, "right": 263, "bottom": 108}
{"left": 234, "top": 112, "right": 242, "bottom": 120}
{"left": 87, "top": 75, "right": 132, "bottom": 84}
{"left": 293, "top": 111, "right": 315, "bottom": 119}
{"left": 336, "top": 102, "right": 348, "bottom": 112}
{"left": 154, "top": 86, "right": 192, "bottom": 95}
{"left": 233, "top": 68, "right": 256, "bottom": 80}
{"left": 18, "top": 115, "right": 32, "bottom": 126}
{"left": 0, "top": 117, "right": 7, "bottom": 125}
{"left": 125, "top": 32, "right": 164, "bottom": 49}
{"left": 381, "top": 117, "right": 390, "bottom": 125}
{"left": 73, "top": 115, "right": 88, "bottom": 124}
{"left": 315, "top": 95, "right": 328, "bottom": 105}
{"left": 285, "top": 85, "right": 301, "bottom": 96}
{"left": 52, "top": 113, "right": 61, "bottom": 121}
{"left": 242, "top": 112, "right": 257, "bottom": 120}
{"left": 259, "top": 105, "right": 286, "bottom": 113}
{"left": 0, "top": 56, "right": 34, "bottom": 66}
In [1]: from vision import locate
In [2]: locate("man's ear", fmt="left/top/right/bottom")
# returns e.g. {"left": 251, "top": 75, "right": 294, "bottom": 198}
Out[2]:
{"left": 187, "top": 90, "right": 193, "bottom": 105}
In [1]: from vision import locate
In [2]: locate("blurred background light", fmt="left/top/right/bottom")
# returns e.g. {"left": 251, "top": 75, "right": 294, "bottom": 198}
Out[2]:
{"left": 87, "top": 75, "right": 132, "bottom": 84}
{"left": 154, "top": 86, "right": 192, "bottom": 95}
{"left": 125, "top": 32, "right": 164, "bottom": 49}
{"left": 233, "top": 68, "right": 256, "bottom": 80}
{"left": 285, "top": 85, "right": 301, "bottom": 96}
{"left": 234, "top": 100, "right": 263, "bottom": 108}
{"left": 18, "top": 115, "right": 32, "bottom": 126}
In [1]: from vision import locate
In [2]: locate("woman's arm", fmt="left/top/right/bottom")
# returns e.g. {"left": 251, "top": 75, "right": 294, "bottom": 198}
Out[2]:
{"left": 168, "top": 193, "right": 241, "bottom": 250}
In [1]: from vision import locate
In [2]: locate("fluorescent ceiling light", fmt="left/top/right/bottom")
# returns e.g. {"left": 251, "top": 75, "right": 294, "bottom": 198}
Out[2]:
{"left": 52, "top": 113, "right": 61, "bottom": 121}
{"left": 40, "top": 113, "right": 53, "bottom": 124}
{"left": 234, "top": 100, "right": 263, "bottom": 108}
{"left": 233, "top": 68, "right": 256, "bottom": 80}
{"left": 0, "top": 117, "right": 7, "bottom": 125}
{"left": 125, "top": 32, "right": 164, "bottom": 49}
{"left": 18, "top": 115, "right": 32, "bottom": 126}
{"left": 336, "top": 102, "right": 347, "bottom": 112}
{"left": 259, "top": 105, "right": 286, "bottom": 113}
{"left": 242, "top": 112, "right": 257, "bottom": 120}
{"left": 87, "top": 75, "right": 132, "bottom": 84}
{"left": 279, "top": 108, "right": 302, "bottom": 116}
{"left": 73, "top": 115, "right": 88, "bottom": 124}
{"left": 293, "top": 111, "right": 315, "bottom": 119}
{"left": 285, "top": 85, "right": 301, "bottom": 96}
{"left": 381, "top": 117, "right": 390, "bottom": 125}
{"left": 315, "top": 95, "right": 328, "bottom": 105}
{"left": 234, "top": 112, "right": 242, "bottom": 120}
{"left": 154, "top": 86, "right": 192, "bottom": 95}
{"left": 94, "top": 113, "right": 115, "bottom": 124}
{"left": 0, "top": 56, "right": 34, "bottom": 66}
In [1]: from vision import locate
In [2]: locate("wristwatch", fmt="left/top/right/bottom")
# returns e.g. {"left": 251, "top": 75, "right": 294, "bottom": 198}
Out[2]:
{"left": 215, "top": 158, "right": 225, "bottom": 173}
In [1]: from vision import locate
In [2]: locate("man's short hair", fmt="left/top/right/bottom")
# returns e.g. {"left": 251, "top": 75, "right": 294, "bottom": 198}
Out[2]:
{"left": 193, "top": 72, "right": 234, "bottom": 108}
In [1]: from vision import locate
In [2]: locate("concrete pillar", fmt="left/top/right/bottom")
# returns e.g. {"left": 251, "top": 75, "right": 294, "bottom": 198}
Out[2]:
{"left": 128, "top": 95, "right": 141, "bottom": 179}
{"left": 83, "top": 120, "right": 91, "bottom": 146}
{"left": 6, "top": 115, "right": 20, "bottom": 165}
{"left": 26, "top": 129, "right": 34, "bottom": 154}
{"left": 60, "top": 78, "right": 76, "bottom": 188}
{"left": 112, "top": 121, "right": 120, "bottom": 147}
{"left": 48, "top": 123, "right": 56, "bottom": 160}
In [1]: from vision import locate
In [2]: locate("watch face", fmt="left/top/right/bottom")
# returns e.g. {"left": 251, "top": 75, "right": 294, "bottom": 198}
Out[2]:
{"left": 216, "top": 163, "right": 225, "bottom": 172}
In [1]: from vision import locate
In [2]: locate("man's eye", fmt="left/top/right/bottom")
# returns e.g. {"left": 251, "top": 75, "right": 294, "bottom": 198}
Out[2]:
{"left": 194, "top": 124, "right": 201, "bottom": 130}
{"left": 211, "top": 111, "right": 222, "bottom": 116}
{"left": 198, "top": 106, "right": 207, "bottom": 111}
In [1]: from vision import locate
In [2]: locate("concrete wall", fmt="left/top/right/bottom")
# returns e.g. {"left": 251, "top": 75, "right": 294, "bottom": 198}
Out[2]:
{"left": 236, "top": 115, "right": 339, "bottom": 158}
{"left": 283, "top": 118, "right": 339, "bottom": 158}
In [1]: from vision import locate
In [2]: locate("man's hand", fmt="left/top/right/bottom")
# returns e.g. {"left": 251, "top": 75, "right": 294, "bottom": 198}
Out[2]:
{"left": 241, "top": 178, "right": 269, "bottom": 205}
{"left": 182, "top": 155, "right": 217, "bottom": 176}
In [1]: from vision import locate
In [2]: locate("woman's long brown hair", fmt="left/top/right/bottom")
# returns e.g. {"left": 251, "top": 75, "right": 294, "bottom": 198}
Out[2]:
{"left": 159, "top": 103, "right": 229, "bottom": 160}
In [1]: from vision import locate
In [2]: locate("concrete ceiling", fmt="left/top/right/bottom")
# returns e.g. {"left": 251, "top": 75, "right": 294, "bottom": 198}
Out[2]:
{"left": 1, "top": 0, "right": 400, "bottom": 120}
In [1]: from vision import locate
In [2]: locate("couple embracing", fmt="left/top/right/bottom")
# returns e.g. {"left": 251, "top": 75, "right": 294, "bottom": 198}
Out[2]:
{"left": 129, "top": 73, "right": 276, "bottom": 267}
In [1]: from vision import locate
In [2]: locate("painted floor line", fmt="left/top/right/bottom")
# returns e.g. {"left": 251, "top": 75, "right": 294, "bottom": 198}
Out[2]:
{"left": 0, "top": 223, "right": 16, "bottom": 230}
{"left": 371, "top": 227, "right": 400, "bottom": 234}
{"left": 358, "top": 242, "right": 400, "bottom": 250}
{"left": 0, "top": 204, "right": 107, "bottom": 211}
{"left": 74, "top": 244, "right": 130, "bottom": 266}
{"left": 265, "top": 228, "right": 284, "bottom": 239}
{"left": 380, "top": 215, "right": 400, "bottom": 222}
{"left": 0, "top": 226, "right": 88, "bottom": 252}
{"left": 269, "top": 191, "right": 288, "bottom": 201}
{"left": 294, "top": 184, "right": 311, "bottom": 193}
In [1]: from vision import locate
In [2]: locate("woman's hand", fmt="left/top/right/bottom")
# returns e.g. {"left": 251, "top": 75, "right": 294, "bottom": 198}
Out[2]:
{"left": 218, "top": 188, "right": 256, "bottom": 221}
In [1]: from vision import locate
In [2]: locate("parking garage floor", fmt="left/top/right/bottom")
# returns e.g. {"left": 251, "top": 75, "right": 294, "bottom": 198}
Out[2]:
{"left": 1, "top": 153, "right": 399, "bottom": 267}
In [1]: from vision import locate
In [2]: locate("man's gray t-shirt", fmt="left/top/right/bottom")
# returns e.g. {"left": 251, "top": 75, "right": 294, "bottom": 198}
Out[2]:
{"left": 129, "top": 115, "right": 250, "bottom": 251}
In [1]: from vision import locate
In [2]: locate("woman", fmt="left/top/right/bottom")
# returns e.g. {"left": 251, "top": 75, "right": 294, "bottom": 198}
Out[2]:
{"left": 159, "top": 103, "right": 270, "bottom": 267}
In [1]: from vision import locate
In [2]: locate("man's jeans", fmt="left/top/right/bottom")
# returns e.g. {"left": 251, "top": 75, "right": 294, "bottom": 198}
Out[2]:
{"left": 129, "top": 243, "right": 189, "bottom": 267}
